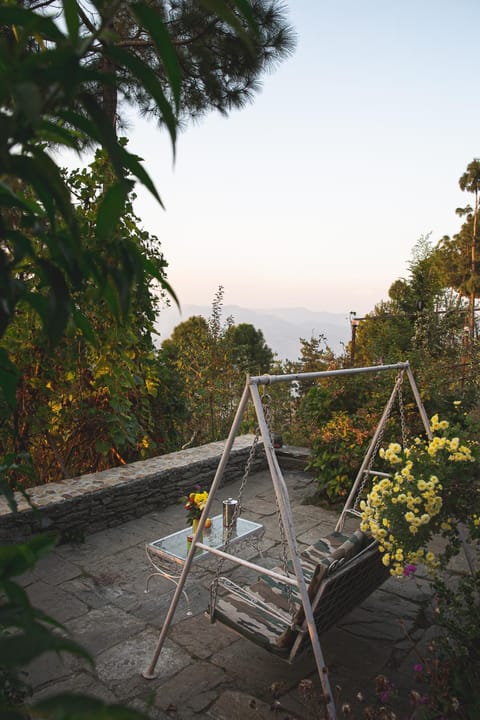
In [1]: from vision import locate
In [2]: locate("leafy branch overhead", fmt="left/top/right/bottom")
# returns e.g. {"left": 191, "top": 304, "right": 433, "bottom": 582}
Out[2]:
{"left": 0, "top": 0, "right": 179, "bottom": 348}
{"left": 0, "top": 0, "right": 294, "bottom": 393}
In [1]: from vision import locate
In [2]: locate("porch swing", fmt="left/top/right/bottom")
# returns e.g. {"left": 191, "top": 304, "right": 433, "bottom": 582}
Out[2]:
{"left": 143, "top": 362, "right": 432, "bottom": 720}
{"left": 208, "top": 364, "right": 428, "bottom": 659}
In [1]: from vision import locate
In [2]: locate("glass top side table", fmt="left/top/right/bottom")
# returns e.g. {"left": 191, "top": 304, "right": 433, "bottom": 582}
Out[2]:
{"left": 147, "top": 514, "right": 264, "bottom": 565}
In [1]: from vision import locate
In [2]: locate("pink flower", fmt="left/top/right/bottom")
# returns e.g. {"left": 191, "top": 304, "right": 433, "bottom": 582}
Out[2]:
{"left": 403, "top": 564, "right": 417, "bottom": 577}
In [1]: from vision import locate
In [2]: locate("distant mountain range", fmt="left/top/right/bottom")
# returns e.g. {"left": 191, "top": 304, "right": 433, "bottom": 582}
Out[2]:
{"left": 154, "top": 304, "right": 351, "bottom": 361}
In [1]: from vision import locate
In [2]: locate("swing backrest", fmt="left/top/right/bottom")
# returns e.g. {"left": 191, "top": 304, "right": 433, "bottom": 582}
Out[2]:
{"left": 279, "top": 532, "right": 390, "bottom": 657}
{"left": 211, "top": 524, "right": 389, "bottom": 659}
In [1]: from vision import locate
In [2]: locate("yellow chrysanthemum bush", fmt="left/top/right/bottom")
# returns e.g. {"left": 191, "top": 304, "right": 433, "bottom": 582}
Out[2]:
{"left": 360, "top": 414, "right": 479, "bottom": 577}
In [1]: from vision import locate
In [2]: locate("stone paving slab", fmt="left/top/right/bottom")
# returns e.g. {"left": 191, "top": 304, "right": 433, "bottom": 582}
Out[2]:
{"left": 67, "top": 606, "right": 146, "bottom": 655}
{"left": 19, "top": 549, "right": 82, "bottom": 588}
{"left": 25, "top": 579, "right": 89, "bottom": 624}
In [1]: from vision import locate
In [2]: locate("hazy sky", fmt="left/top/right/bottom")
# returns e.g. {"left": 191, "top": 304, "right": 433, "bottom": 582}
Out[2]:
{"left": 127, "top": 0, "right": 480, "bottom": 317}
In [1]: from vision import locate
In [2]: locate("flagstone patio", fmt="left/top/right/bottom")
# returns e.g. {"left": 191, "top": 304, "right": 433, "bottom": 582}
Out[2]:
{"left": 19, "top": 467, "right": 442, "bottom": 719}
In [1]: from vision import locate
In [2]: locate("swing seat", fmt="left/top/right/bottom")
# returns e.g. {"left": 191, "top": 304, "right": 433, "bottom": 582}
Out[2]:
{"left": 211, "top": 527, "right": 389, "bottom": 660}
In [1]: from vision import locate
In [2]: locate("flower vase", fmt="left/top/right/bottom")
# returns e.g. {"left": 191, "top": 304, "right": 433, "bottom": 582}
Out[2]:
{"left": 187, "top": 517, "right": 203, "bottom": 552}
{"left": 192, "top": 517, "right": 203, "bottom": 539}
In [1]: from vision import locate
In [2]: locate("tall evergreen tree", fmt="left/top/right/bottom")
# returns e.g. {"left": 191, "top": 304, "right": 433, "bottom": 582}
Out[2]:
{"left": 25, "top": 0, "right": 296, "bottom": 128}
{"left": 438, "top": 159, "right": 480, "bottom": 339}
{"left": 226, "top": 322, "right": 274, "bottom": 374}
{"left": 458, "top": 159, "right": 480, "bottom": 337}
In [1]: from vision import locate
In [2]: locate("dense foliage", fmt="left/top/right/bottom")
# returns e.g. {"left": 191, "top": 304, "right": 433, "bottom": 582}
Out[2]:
{"left": 160, "top": 286, "right": 275, "bottom": 447}
{"left": 1, "top": 149, "right": 169, "bottom": 483}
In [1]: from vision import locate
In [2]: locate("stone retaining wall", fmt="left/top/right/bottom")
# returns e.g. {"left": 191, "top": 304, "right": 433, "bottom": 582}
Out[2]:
{"left": 0, "top": 435, "right": 267, "bottom": 544}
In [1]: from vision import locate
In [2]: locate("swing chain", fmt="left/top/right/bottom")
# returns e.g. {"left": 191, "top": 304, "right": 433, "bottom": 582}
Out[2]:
{"left": 262, "top": 393, "right": 297, "bottom": 622}
{"left": 275, "top": 493, "right": 297, "bottom": 622}
{"left": 354, "top": 369, "right": 405, "bottom": 510}
{"left": 398, "top": 375, "right": 408, "bottom": 448}
{"left": 237, "top": 424, "right": 261, "bottom": 515}
{"left": 209, "top": 412, "right": 261, "bottom": 621}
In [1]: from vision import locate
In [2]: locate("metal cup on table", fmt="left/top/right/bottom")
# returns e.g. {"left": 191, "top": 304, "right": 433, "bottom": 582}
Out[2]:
{"left": 222, "top": 498, "right": 238, "bottom": 537}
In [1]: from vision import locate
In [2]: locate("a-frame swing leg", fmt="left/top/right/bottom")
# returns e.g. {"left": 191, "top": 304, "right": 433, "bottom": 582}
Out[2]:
{"left": 250, "top": 382, "right": 337, "bottom": 720}
{"left": 142, "top": 380, "right": 252, "bottom": 679}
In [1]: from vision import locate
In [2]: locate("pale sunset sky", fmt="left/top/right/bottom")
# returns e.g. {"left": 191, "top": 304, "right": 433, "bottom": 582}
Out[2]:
{"left": 127, "top": 0, "right": 480, "bottom": 317}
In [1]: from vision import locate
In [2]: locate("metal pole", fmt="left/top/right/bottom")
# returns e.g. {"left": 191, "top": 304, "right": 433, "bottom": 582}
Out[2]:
{"left": 250, "top": 362, "right": 410, "bottom": 387}
{"left": 194, "top": 542, "right": 298, "bottom": 585}
{"left": 250, "top": 382, "right": 337, "bottom": 720}
{"left": 405, "top": 365, "right": 432, "bottom": 439}
{"left": 142, "top": 379, "right": 252, "bottom": 679}
{"left": 335, "top": 373, "right": 403, "bottom": 532}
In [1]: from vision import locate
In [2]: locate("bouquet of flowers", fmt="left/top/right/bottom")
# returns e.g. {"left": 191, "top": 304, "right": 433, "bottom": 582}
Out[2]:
{"left": 182, "top": 486, "right": 209, "bottom": 526}
{"left": 360, "top": 414, "right": 479, "bottom": 577}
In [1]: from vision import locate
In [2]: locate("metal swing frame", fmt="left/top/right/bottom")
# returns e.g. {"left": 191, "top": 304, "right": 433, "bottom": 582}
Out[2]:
{"left": 142, "top": 362, "right": 431, "bottom": 720}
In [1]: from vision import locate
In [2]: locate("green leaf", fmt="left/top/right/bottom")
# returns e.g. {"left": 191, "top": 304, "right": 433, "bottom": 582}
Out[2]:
{"left": 0, "top": 477, "right": 18, "bottom": 514}
{"left": 13, "top": 82, "right": 42, "bottom": 128}
{"left": 0, "top": 182, "right": 45, "bottom": 218}
{"left": 199, "top": 0, "right": 256, "bottom": 46}
{"left": 37, "top": 119, "right": 82, "bottom": 150}
{"left": 131, "top": 4, "right": 181, "bottom": 109}
{"left": 230, "top": 0, "right": 257, "bottom": 31}
{"left": 8, "top": 155, "right": 55, "bottom": 225}
{"left": 31, "top": 148, "right": 77, "bottom": 233}
{"left": 0, "top": 624, "right": 92, "bottom": 667}
{"left": 34, "top": 693, "right": 151, "bottom": 719}
{"left": 56, "top": 108, "right": 102, "bottom": 146}
{"left": 24, "top": 260, "right": 72, "bottom": 344}
{"left": 134, "top": 250, "right": 179, "bottom": 308}
{"left": 0, "top": 534, "right": 57, "bottom": 579}
{"left": 0, "top": 6, "right": 64, "bottom": 41}
{"left": 119, "top": 146, "right": 162, "bottom": 205}
{"left": 104, "top": 44, "right": 178, "bottom": 152}
{"left": 0, "top": 348, "right": 19, "bottom": 409}
{"left": 95, "top": 181, "right": 130, "bottom": 243}
{"left": 63, "top": 0, "right": 80, "bottom": 41}
{"left": 9, "top": 150, "right": 77, "bottom": 238}
{"left": 71, "top": 307, "right": 96, "bottom": 344}
{"left": 79, "top": 93, "right": 127, "bottom": 180}
{"left": 95, "top": 440, "right": 111, "bottom": 454}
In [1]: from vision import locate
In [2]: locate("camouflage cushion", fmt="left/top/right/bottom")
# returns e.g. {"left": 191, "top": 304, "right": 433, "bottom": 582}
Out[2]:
{"left": 276, "top": 528, "right": 367, "bottom": 648}
{"left": 212, "top": 528, "right": 369, "bottom": 655}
